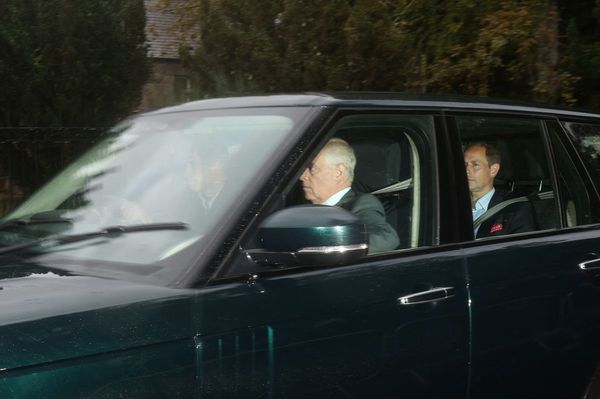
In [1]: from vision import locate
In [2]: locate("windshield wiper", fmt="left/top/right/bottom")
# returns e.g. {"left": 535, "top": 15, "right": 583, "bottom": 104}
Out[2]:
{"left": 0, "top": 217, "right": 74, "bottom": 231}
{"left": 0, "top": 222, "right": 188, "bottom": 256}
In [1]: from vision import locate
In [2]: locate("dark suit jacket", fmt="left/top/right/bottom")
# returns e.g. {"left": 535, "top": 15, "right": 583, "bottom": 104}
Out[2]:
{"left": 476, "top": 190, "right": 536, "bottom": 239}
{"left": 337, "top": 189, "right": 400, "bottom": 253}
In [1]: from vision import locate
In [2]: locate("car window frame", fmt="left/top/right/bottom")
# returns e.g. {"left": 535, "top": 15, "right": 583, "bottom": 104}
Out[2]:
{"left": 185, "top": 105, "right": 334, "bottom": 287}
{"left": 558, "top": 117, "right": 600, "bottom": 205}
{"left": 206, "top": 107, "right": 451, "bottom": 285}
{"left": 203, "top": 107, "right": 600, "bottom": 287}
{"left": 441, "top": 109, "right": 600, "bottom": 250}
{"left": 445, "top": 110, "right": 567, "bottom": 244}
{"left": 543, "top": 119, "right": 600, "bottom": 228}
{"left": 320, "top": 111, "right": 439, "bottom": 250}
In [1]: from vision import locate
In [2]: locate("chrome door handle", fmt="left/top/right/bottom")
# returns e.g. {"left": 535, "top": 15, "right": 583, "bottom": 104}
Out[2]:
{"left": 397, "top": 287, "right": 455, "bottom": 306}
{"left": 579, "top": 258, "right": 600, "bottom": 271}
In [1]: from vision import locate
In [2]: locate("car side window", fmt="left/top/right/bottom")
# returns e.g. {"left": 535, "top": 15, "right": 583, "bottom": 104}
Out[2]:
{"left": 223, "top": 114, "right": 436, "bottom": 278}
{"left": 328, "top": 114, "right": 436, "bottom": 251}
{"left": 283, "top": 114, "right": 436, "bottom": 252}
{"left": 562, "top": 122, "right": 600, "bottom": 181}
{"left": 547, "top": 121, "right": 595, "bottom": 226}
{"left": 561, "top": 120, "right": 600, "bottom": 209}
{"left": 456, "top": 116, "right": 559, "bottom": 239}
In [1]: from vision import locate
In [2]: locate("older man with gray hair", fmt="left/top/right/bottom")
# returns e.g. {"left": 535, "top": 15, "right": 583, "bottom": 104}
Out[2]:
{"left": 300, "top": 138, "right": 399, "bottom": 253}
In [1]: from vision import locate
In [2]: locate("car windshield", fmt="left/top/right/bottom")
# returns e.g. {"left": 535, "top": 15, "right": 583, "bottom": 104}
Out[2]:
{"left": 0, "top": 106, "right": 311, "bottom": 285}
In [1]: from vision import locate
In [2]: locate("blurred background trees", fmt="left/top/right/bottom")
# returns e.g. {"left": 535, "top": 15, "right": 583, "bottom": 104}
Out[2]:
{"left": 0, "top": 0, "right": 149, "bottom": 213}
{"left": 0, "top": 0, "right": 598, "bottom": 213}
{"left": 0, "top": 0, "right": 599, "bottom": 124}
{"left": 0, "top": 0, "right": 149, "bottom": 127}
{"left": 160, "top": 0, "right": 600, "bottom": 109}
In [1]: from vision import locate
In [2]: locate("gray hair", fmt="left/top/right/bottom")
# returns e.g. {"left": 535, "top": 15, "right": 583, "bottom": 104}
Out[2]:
{"left": 322, "top": 138, "right": 356, "bottom": 183}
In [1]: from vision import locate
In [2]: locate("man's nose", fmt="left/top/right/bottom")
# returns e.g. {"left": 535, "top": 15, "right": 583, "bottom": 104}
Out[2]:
{"left": 300, "top": 168, "right": 309, "bottom": 181}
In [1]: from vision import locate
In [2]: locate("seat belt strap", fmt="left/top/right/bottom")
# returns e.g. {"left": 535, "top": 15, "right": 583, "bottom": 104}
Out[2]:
{"left": 473, "top": 190, "right": 554, "bottom": 230}
{"left": 473, "top": 196, "right": 528, "bottom": 230}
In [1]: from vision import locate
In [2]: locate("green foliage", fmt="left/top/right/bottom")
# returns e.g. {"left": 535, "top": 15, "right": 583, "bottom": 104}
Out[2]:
{"left": 560, "top": 0, "right": 600, "bottom": 109}
{"left": 422, "top": 1, "right": 579, "bottom": 105}
{"left": 0, "top": 0, "right": 149, "bottom": 126}
{"left": 162, "top": 0, "right": 600, "bottom": 108}
{"left": 184, "top": 0, "right": 286, "bottom": 94}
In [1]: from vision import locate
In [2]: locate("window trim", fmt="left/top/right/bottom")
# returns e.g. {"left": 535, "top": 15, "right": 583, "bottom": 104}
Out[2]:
{"left": 558, "top": 118, "right": 600, "bottom": 203}
{"left": 540, "top": 119, "right": 565, "bottom": 228}
{"left": 208, "top": 108, "right": 443, "bottom": 285}
{"left": 445, "top": 111, "right": 562, "bottom": 243}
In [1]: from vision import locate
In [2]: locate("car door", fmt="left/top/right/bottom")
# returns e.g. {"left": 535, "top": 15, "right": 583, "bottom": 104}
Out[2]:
{"left": 192, "top": 111, "right": 471, "bottom": 398}
{"left": 451, "top": 113, "right": 600, "bottom": 399}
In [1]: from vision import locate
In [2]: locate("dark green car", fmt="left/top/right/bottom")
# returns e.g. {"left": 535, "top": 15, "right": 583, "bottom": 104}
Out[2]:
{"left": 1, "top": 93, "right": 600, "bottom": 398}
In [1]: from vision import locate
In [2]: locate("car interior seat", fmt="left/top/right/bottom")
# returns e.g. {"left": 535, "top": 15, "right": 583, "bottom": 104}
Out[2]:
{"left": 347, "top": 135, "right": 412, "bottom": 249}
{"left": 494, "top": 139, "right": 558, "bottom": 230}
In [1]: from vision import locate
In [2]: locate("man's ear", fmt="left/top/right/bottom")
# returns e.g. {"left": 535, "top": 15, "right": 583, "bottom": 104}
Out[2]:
{"left": 490, "top": 163, "right": 500, "bottom": 178}
{"left": 335, "top": 164, "right": 347, "bottom": 181}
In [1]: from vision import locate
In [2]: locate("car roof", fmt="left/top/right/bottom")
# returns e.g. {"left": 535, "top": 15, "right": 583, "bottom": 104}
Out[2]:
{"left": 145, "top": 92, "right": 600, "bottom": 119}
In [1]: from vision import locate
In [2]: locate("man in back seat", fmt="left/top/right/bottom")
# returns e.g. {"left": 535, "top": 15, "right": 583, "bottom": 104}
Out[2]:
{"left": 464, "top": 142, "right": 535, "bottom": 238}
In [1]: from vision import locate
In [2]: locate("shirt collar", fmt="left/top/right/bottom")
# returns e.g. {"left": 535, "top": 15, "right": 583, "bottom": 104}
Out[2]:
{"left": 474, "top": 188, "right": 495, "bottom": 211}
{"left": 322, "top": 187, "right": 351, "bottom": 206}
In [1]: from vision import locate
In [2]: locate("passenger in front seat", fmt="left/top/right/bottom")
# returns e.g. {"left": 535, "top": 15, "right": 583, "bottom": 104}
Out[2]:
{"left": 300, "top": 138, "right": 399, "bottom": 253}
{"left": 464, "top": 142, "right": 535, "bottom": 238}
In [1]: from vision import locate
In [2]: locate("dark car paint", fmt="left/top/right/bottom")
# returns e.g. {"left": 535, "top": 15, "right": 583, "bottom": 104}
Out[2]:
{"left": 0, "top": 248, "right": 469, "bottom": 398}
{"left": 463, "top": 229, "right": 600, "bottom": 398}
{"left": 196, "top": 246, "right": 470, "bottom": 398}
{"left": 1, "top": 93, "right": 600, "bottom": 398}
{"left": 0, "top": 263, "right": 197, "bottom": 397}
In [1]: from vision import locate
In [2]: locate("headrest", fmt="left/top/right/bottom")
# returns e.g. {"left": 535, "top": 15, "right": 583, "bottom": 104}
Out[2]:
{"left": 351, "top": 138, "right": 406, "bottom": 193}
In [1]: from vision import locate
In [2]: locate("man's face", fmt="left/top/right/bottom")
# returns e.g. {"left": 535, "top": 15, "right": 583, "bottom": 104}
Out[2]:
{"left": 186, "top": 156, "right": 204, "bottom": 193}
{"left": 299, "top": 149, "right": 342, "bottom": 204}
{"left": 203, "top": 159, "right": 226, "bottom": 198}
{"left": 186, "top": 156, "right": 226, "bottom": 197}
{"left": 464, "top": 145, "right": 499, "bottom": 199}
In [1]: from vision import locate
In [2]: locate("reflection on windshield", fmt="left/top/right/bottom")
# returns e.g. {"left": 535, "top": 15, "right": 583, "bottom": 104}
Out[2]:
{"left": 0, "top": 107, "right": 307, "bottom": 284}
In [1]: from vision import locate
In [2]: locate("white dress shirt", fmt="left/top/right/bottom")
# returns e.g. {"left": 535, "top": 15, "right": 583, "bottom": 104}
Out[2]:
{"left": 472, "top": 188, "right": 495, "bottom": 235}
{"left": 322, "top": 187, "right": 351, "bottom": 206}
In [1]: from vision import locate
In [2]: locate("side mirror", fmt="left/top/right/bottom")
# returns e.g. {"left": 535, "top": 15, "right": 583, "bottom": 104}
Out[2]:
{"left": 246, "top": 205, "right": 368, "bottom": 267}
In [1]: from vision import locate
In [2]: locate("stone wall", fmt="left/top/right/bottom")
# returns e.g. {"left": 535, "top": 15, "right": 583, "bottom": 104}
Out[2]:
{"left": 137, "top": 59, "right": 194, "bottom": 112}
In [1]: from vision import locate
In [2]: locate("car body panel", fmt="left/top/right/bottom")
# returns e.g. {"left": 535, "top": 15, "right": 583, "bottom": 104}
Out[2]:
{"left": 0, "top": 262, "right": 197, "bottom": 397}
{"left": 196, "top": 247, "right": 469, "bottom": 398}
{"left": 149, "top": 93, "right": 600, "bottom": 120}
{"left": 0, "top": 93, "right": 599, "bottom": 397}
{"left": 465, "top": 230, "right": 600, "bottom": 398}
